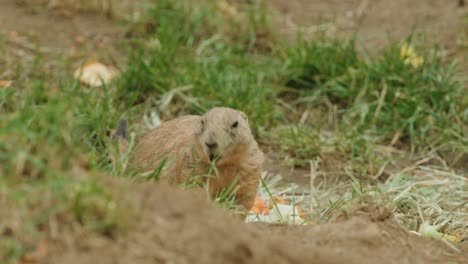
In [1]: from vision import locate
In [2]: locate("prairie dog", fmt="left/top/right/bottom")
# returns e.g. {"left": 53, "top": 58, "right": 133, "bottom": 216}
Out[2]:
{"left": 116, "top": 107, "right": 264, "bottom": 213}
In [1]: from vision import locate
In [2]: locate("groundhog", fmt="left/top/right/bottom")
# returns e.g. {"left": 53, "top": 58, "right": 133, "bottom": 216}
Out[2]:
{"left": 113, "top": 107, "right": 265, "bottom": 214}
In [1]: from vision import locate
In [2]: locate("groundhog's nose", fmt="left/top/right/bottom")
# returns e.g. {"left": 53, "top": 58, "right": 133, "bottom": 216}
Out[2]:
{"left": 205, "top": 142, "right": 218, "bottom": 161}
{"left": 205, "top": 142, "right": 218, "bottom": 150}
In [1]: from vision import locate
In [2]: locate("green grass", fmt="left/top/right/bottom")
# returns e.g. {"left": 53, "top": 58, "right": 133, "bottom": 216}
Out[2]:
{"left": 119, "top": 0, "right": 281, "bottom": 126}
{"left": 0, "top": 0, "right": 467, "bottom": 262}
{"left": 118, "top": 0, "right": 466, "bottom": 163}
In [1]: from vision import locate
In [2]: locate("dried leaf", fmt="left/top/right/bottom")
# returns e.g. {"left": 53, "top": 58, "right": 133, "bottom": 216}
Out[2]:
{"left": 73, "top": 60, "right": 118, "bottom": 87}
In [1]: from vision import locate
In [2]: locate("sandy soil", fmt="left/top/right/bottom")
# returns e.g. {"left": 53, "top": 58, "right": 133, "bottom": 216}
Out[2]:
{"left": 41, "top": 181, "right": 467, "bottom": 264}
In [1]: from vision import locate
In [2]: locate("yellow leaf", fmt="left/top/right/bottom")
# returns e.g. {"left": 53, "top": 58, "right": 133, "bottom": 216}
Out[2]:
{"left": 400, "top": 42, "right": 423, "bottom": 68}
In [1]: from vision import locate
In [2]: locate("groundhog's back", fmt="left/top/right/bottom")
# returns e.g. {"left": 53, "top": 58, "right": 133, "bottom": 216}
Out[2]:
{"left": 127, "top": 115, "right": 200, "bottom": 176}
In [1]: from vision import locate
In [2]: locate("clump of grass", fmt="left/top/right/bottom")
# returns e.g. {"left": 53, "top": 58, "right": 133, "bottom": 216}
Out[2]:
{"left": 283, "top": 39, "right": 362, "bottom": 101}
{"left": 261, "top": 124, "right": 322, "bottom": 167}
{"left": 119, "top": 0, "right": 466, "bottom": 163}
{"left": 283, "top": 39, "right": 465, "bottom": 151}
{"left": 118, "top": 0, "right": 282, "bottom": 128}
{"left": 116, "top": 0, "right": 466, "bottom": 231}
{"left": 0, "top": 44, "right": 125, "bottom": 264}
{"left": 297, "top": 153, "right": 468, "bottom": 239}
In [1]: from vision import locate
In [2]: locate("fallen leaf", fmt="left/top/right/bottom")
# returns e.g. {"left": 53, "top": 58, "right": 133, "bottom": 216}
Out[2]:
{"left": 0, "top": 80, "right": 12, "bottom": 88}
{"left": 73, "top": 60, "right": 118, "bottom": 87}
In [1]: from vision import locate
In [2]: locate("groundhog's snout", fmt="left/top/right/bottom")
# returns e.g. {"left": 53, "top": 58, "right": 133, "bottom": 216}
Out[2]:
{"left": 205, "top": 142, "right": 219, "bottom": 161}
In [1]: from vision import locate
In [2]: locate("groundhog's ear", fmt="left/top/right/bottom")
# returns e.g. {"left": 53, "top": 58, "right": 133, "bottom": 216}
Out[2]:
{"left": 241, "top": 112, "right": 248, "bottom": 121}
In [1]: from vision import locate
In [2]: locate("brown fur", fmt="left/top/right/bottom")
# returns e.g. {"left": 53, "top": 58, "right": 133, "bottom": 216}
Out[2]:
{"left": 125, "top": 107, "right": 264, "bottom": 213}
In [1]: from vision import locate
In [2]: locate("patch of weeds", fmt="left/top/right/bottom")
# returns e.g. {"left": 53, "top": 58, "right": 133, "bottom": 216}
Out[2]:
{"left": 282, "top": 39, "right": 466, "bottom": 154}
{"left": 261, "top": 124, "right": 321, "bottom": 167}
{"left": 341, "top": 130, "right": 388, "bottom": 179}
{"left": 118, "top": 0, "right": 283, "bottom": 128}
{"left": 0, "top": 48, "right": 125, "bottom": 262}
{"left": 379, "top": 168, "right": 467, "bottom": 236}
{"left": 306, "top": 162, "right": 468, "bottom": 237}
{"left": 1, "top": 86, "right": 76, "bottom": 178}
{"left": 283, "top": 39, "right": 361, "bottom": 105}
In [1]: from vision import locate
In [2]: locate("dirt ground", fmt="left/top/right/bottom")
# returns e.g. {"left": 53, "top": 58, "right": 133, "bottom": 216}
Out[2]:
{"left": 268, "top": 0, "right": 468, "bottom": 70}
{"left": 1, "top": 0, "right": 467, "bottom": 263}
{"left": 41, "top": 181, "right": 468, "bottom": 264}
{"left": 0, "top": 0, "right": 125, "bottom": 75}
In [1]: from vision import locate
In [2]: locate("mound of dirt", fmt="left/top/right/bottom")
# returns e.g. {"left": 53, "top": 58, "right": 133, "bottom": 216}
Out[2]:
{"left": 42, "top": 181, "right": 466, "bottom": 264}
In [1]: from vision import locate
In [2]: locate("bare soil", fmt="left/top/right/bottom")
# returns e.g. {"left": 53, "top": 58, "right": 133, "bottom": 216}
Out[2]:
{"left": 268, "top": 0, "right": 468, "bottom": 70}
{"left": 41, "top": 181, "right": 468, "bottom": 264}
{"left": 2, "top": 1, "right": 467, "bottom": 263}
{"left": 0, "top": 0, "right": 126, "bottom": 73}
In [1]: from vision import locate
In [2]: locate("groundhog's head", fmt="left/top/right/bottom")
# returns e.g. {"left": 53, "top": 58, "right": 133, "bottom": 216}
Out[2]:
{"left": 195, "top": 107, "right": 254, "bottom": 165}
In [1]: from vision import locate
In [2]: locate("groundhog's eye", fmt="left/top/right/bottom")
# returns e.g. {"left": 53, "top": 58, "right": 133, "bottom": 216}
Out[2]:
{"left": 231, "top": 121, "right": 238, "bottom": 128}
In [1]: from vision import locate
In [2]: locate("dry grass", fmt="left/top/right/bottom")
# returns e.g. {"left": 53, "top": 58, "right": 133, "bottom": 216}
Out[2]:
{"left": 255, "top": 148, "right": 467, "bottom": 241}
